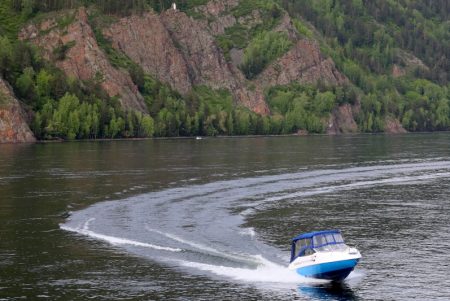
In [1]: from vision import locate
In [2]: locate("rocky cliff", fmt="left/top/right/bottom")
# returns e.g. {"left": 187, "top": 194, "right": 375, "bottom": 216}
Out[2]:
{"left": 326, "top": 103, "right": 359, "bottom": 135}
{"left": 104, "top": 8, "right": 270, "bottom": 114}
{"left": 255, "top": 40, "right": 347, "bottom": 87}
{"left": 100, "top": 1, "right": 348, "bottom": 117}
{"left": 12, "top": 0, "right": 368, "bottom": 137}
{"left": 19, "top": 8, "right": 147, "bottom": 113}
{"left": 0, "top": 78, "right": 36, "bottom": 143}
{"left": 104, "top": 11, "right": 192, "bottom": 95}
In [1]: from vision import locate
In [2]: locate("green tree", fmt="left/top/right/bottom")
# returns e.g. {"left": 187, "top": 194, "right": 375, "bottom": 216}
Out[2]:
{"left": 36, "top": 69, "right": 53, "bottom": 98}
{"left": 141, "top": 115, "right": 154, "bottom": 137}
{"left": 0, "top": 36, "right": 13, "bottom": 76}
{"left": 15, "top": 67, "right": 35, "bottom": 100}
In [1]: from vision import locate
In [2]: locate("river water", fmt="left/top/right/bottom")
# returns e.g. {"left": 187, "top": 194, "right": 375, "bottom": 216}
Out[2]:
{"left": 1, "top": 134, "right": 450, "bottom": 300}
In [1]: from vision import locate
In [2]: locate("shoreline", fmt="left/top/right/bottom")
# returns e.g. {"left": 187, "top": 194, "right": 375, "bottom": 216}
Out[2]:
{"left": 2, "top": 130, "right": 449, "bottom": 144}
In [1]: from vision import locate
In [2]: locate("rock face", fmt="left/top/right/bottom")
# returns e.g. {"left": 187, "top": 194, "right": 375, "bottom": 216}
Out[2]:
{"left": 256, "top": 40, "right": 347, "bottom": 87}
{"left": 20, "top": 8, "right": 147, "bottom": 113}
{"left": 384, "top": 116, "right": 407, "bottom": 134}
{"left": 161, "top": 9, "right": 270, "bottom": 114}
{"left": 273, "top": 13, "right": 299, "bottom": 41}
{"left": 195, "top": 0, "right": 239, "bottom": 17}
{"left": 0, "top": 78, "right": 36, "bottom": 143}
{"left": 101, "top": 3, "right": 349, "bottom": 117}
{"left": 16, "top": 1, "right": 355, "bottom": 131}
{"left": 105, "top": 9, "right": 269, "bottom": 114}
{"left": 194, "top": 0, "right": 239, "bottom": 35}
{"left": 326, "top": 103, "right": 359, "bottom": 135}
{"left": 104, "top": 12, "right": 192, "bottom": 95}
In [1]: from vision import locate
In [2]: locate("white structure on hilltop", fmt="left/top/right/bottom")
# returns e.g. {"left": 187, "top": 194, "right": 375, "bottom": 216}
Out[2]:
{"left": 172, "top": 3, "right": 177, "bottom": 10}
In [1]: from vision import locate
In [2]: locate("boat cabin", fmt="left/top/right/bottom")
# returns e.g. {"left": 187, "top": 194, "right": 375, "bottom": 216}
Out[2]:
{"left": 290, "top": 230, "right": 346, "bottom": 262}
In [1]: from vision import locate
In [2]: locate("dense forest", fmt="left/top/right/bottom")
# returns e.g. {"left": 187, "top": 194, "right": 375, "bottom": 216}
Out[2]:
{"left": 281, "top": 0, "right": 449, "bottom": 132}
{"left": 0, "top": 0, "right": 449, "bottom": 140}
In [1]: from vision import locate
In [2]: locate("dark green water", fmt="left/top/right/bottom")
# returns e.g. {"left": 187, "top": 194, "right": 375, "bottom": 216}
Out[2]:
{"left": 1, "top": 134, "right": 450, "bottom": 300}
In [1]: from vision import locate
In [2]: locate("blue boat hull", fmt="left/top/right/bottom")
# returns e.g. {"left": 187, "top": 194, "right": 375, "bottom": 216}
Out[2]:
{"left": 296, "top": 259, "right": 359, "bottom": 281}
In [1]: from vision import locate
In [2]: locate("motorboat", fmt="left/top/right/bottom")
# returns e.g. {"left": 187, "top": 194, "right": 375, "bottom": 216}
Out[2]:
{"left": 288, "top": 230, "right": 361, "bottom": 281}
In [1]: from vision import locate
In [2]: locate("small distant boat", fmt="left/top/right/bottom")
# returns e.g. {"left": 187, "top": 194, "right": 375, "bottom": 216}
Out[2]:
{"left": 195, "top": 136, "right": 203, "bottom": 140}
{"left": 288, "top": 230, "right": 361, "bottom": 282}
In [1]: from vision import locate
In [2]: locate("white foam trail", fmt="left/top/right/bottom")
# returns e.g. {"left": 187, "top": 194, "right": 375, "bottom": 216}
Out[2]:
{"left": 83, "top": 218, "right": 95, "bottom": 231}
{"left": 145, "top": 226, "right": 256, "bottom": 263}
{"left": 346, "top": 269, "right": 365, "bottom": 281}
{"left": 239, "top": 227, "right": 256, "bottom": 238}
{"left": 61, "top": 220, "right": 182, "bottom": 252}
{"left": 264, "top": 172, "right": 450, "bottom": 203}
{"left": 240, "top": 208, "right": 255, "bottom": 216}
{"left": 179, "top": 255, "right": 325, "bottom": 284}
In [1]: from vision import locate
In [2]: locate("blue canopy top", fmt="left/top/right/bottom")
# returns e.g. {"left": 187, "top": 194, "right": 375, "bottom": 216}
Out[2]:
{"left": 292, "top": 229, "right": 341, "bottom": 242}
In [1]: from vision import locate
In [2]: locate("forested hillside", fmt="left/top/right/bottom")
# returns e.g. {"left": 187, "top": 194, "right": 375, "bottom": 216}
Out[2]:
{"left": 282, "top": 0, "right": 449, "bottom": 132}
{"left": 0, "top": 0, "right": 449, "bottom": 141}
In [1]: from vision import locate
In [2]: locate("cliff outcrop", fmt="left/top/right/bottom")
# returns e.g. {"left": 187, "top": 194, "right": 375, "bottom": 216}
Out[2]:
{"left": 326, "top": 103, "right": 359, "bottom": 135}
{"left": 105, "top": 8, "right": 269, "bottom": 114}
{"left": 0, "top": 78, "right": 36, "bottom": 143}
{"left": 10, "top": 0, "right": 357, "bottom": 139}
{"left": 100, "top": 3, "right": 347, "bottom": 116}
{"left": 104, "top": 12, "right": 192, "bottom": 95}
{"left": 161, "top": 9, "right": 270, "bottom": 114}
{"left": 19, "top": 8, "right": 147, "bottom": 113}
{"left": 384, "top": 117, "right": 407, "bottom": 134}
{"left": 255, "top": 40, "right": 347, "bottom": 87}
{"left": 194, "top": 0, "right": 240, "bottom": 35}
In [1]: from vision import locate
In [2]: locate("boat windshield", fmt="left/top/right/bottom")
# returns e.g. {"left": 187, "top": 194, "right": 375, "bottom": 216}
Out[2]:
{"left": 315, "top": 243, "right": 348, "bottom": 252}
{"left": 291, "top": 230, "right": 347, "bottom": 261}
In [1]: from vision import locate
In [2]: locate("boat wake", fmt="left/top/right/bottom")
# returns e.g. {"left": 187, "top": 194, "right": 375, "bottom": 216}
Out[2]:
{"left": 61, "top": 160, "right": 450, "bottom": 286}
{"left": 61, "top": 219, "right": 182, "bottom": 252}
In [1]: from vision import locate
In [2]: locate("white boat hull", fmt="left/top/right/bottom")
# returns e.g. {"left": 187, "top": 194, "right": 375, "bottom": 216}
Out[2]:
{"left": 289, "top": 248, "right": 361, "bottom": 281}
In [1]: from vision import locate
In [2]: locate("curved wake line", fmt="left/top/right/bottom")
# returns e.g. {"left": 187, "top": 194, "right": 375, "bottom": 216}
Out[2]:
{"left": 262, "top": 171, "right": 450, "bottom": 203}
{"left": 61, "top": 222, "right": 182, "bottom": 253}
{"left": 145, "top": 226, "right": 259, "bottom": 264}
{"left": 134, "top": 160, "right": 450, "bottom": 210}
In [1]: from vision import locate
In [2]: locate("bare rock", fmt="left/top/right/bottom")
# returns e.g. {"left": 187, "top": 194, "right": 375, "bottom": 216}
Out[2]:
{"left": 327, "top": 103, "right": 358, "bottom": 135}
{"left": 384, "top": 116, "right": 407, "bottom": 134}
{"left": 230, "top": 48, "right": 244, "bottom": 68}
{"left": 20, "top": 8, "right": 147, "bottom": 113}
{"left": 392, "top": 64, "right": 406, "bottom": 78}
{"left": 255, "top": 39, "right": 347, "bottom": 87}
{"left": 0, "top": 78, "right": 36, "bottom": 143}
{"left": 161, "top": 9, "right": 235, "bottom": 89}
{"left": 104, "top": 8, "right": 269, "bottom": 114}
{"left": 104, "top": 12, "right": 192, "bottom": 95}
{"left": 194, "top": 0, "right": 239, "bottom": 35}
{"left": 208, "top": 14, "right": 237, "bottom": 35}
{"left": 273, "top": 13, "right": 299, "bottom": 41}
{"left": 194, "top": 0, "right": 240, "bottom": 17}
{"left": 161, "top": 9, "right": 269, "bottom": 113}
